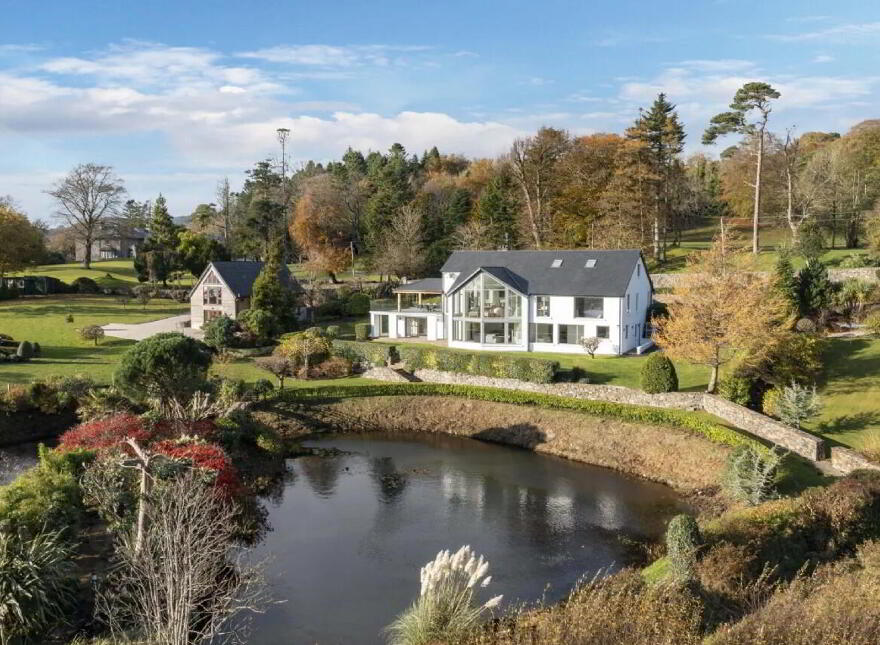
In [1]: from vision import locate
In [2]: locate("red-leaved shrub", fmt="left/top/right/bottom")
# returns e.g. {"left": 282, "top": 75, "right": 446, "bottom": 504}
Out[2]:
{"left": 59, "top": 413, "right": 153, "bottom": 453}
{"left": 153, "top": 440, "right": 241, "bottom": 497}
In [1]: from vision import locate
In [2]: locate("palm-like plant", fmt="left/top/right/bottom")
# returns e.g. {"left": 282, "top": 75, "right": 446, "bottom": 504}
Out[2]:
{"left": 0, "top": 528, "right": 74, "bottom": 645}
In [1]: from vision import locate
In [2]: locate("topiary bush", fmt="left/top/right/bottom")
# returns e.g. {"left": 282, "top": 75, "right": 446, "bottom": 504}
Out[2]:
{"left": 640, "top": 352, "right": 678, "bottom": 393}
{"left": 202, "top": 315, "right": 238, "bottom": 349}
{"left": 344, "top": 292, "right": 371, "bottom": 317}
{"left": 16, "top": 340, "right": 34, "bottom": 360}
{"left": 665, "top": 514, "right": 702, "bottom": 582}
{"left": 115, "top": 333, "right": 213, "bottom": 403}
{"left": 32, "top": 342, "right": 41, "bottom": 357}
{"left": 325, "top": 325, "right": 341, "bottom": 339}
{"left": 71, "top": 276, "right": 99, "bottom": 294}
{"left": 354, "top": 322, "right": 371, "bottom": 341}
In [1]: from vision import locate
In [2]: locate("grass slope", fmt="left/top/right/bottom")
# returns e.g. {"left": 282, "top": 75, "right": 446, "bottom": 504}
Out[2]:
{"left": 10, "top": 259, "right": 196, "bottom": 289}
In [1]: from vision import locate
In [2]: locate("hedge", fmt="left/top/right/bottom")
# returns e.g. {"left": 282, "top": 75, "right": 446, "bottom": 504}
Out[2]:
{"left": 331, "top": 339, "right": 398, "bottom": 367}
{"left": 280, "top": 383, "right": 762, "bottom": 451}
{"left": 398, "top": 345, "right": 559, "bottom": 384}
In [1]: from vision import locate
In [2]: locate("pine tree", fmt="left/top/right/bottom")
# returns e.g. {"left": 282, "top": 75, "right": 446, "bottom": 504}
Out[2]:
{"left": 475, "top": 174, "right": 518, "bottom": 248}
{"left": 251, "top": 241, "right": 295, "bottom": 331}
{"left": 773, "top": 251, "right": 799, "bottom": 315}
{"left": 796, "top": 258, "right": 834, "bottom": 318}
{"left": 143, "top": 194, "right": 179, "bottom": 286}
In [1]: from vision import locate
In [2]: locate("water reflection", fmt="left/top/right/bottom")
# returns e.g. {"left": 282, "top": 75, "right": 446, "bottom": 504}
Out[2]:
{"left": 249, "top": 432, "right": 685, "bottom": 645}
{"left": 0, "top": 442, "right": 42, "bottom": 485}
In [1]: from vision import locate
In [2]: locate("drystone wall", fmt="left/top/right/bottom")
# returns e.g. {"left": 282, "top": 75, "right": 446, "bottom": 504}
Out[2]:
{"left": 831, "top": 446, "right": 880, "bottom": 473}
{"left": 653, "top": 267, "right": 879, "bottom": 289}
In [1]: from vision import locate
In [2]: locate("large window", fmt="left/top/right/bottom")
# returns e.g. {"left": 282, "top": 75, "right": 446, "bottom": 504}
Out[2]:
{"left": 451, "top": 272, "right": 524, "bottom": 345}
{"left": 536, "top": 296, "right": 550, "bottom": 317}
{"left": 574, "top": 296, "right": 603, "bottom": 318}
{"left": 203, "top": 287, "right": 222, "bottom": 305}
{"left": 529, "top": 323, "right": 553, "bottom": 343}
{"left": 558, "top": 324, "right": 584, "bottom": 345}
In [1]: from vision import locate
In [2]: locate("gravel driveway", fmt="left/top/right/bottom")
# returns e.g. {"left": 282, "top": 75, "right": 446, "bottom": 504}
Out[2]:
{"left": 101, "top": 314, "right": 197, "bottom": 341}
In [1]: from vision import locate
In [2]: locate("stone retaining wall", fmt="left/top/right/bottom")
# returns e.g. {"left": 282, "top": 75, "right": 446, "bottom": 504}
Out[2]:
{"left": 831, "top": 446, "right": 880, "bottom": 474}
{"left": 363, "top": 367, "right": 830, "bottom": 462}
{"left": 412, "top": 369, "right": 704, "bottom": 410}
{"left": 653, "top": 267, "right": 879, "bottom": 289}
{"left": 701, "top": 395, "right": 827, "bottom": 461}
{"left": 362, "top": 366, "right": 413, "bottom": 382}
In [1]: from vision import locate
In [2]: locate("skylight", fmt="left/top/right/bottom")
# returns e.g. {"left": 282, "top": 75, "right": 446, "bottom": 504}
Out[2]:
{"left": 551, "top": 258, "right": 563, "bottom": 268}
{"left": 585, "top": 259, "right": 597, "bottom": 268}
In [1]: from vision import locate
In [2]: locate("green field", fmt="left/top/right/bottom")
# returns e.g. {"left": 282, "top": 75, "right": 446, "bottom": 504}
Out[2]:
{"left": 10, "top": 259, "right": 196, "bottom": 289}
{"left": 0, "top": 296, "right": 189, "bottom": 384}
{"left": 806, "top": 336, "right": 880, "bottom": 454}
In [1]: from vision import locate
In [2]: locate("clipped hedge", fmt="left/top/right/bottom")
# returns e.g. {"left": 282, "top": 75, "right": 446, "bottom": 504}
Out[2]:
{"left": 331, "top": 339, "right": 398, "bottom": 368}
{"left": 398, "top": 346, "right": 559, "bottom": 384}
{"left": 280, "top": 383, "right": 761, "bottom": 451}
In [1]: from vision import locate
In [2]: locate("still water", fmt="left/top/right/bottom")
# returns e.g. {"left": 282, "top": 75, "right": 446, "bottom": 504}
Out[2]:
{"left": 250, "top": 432, "right": 685, "bottom": 645}
{"left": 0, "top": 441, "right": 41, "bottom": 485}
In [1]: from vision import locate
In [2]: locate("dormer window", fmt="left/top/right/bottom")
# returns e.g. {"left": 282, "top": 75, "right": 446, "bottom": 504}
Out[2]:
{"left": 551, "top": 258, "right": 563, "bottom": 268}
{"left": 585, "top": 259, "right": 597, "bottom": 268}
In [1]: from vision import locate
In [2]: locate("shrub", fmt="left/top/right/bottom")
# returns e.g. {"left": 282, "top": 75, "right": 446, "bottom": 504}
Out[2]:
{"left": 355, "top": 322, "right": 371, "bottom": 341}
{"left": 398, "top": 346, "right": 559, "bottom": 384}
{"left": 722, "top": 445, "right": 783, "bottom": 506}
{"left": 332, "top": 339, "right": 397, "bottom": 368}
{"left": 255, "top": 355, "right": 295, "bottom": 389}
{"left": 581, "top": 336, "right": 600, "bottom": 358}
{"left": 237, "top": 307, "right": 276, "bottom": 344}
{"left": 59, "top": 413, "right": 153, "bottom": 453}
{"left": 776, "top": 382, "right": 821, "bottom": 429}
{"left": 307, "top": 355, "right": 354, "bottom": 379}
{"left": 71, "top": 276, "right": 99, "bottom": 294}
{"left": 115, "top": 333, "right": 213, "bottom": 403}
{"left": 15, "top": 340, "right": 34, "bottom": 359}
{"left": 863, "top": 311, "right": 880, "bottom": 337}
{"left": 202, "top": 315, "right": 238, "bottom": 349}
{"left": 251, "top": 378, "right": 274, "bottom": 400}
{"left": 32, "top": 342, "right": 41, "bottom": 357}
{"left": 152, "top": 439, "right": 241, "bottom": 497}
{"left": 276, "top": 328, "right": 332, "bottom": 373}
{"left": 665, "top": 514, "right": 702, "bottom": 582}
{"left": 719, "top": 374, "right": 752, "bottom": 406}
{"left": 0, "top": 385, "right": 32, "bottom": 414}
{"left": 794, "top": 317, "right": 816, "bottom": 333}
{"left": 0, "top": 528, "right": 75, "bottom": 643}
{"left": 640, "top": 353, "right": 678, "bottom": 393}
{"left": 80, "top": 325, "right": 105, "bottom": 346}
{"left": 65, "top": 313, "right": 74, "bottom": 323}
{"left": 762, "top": 387, "right": 781, "bottom": 418}
{"left": 325, "top": 325, "right": 341, "bottom": 339}
{"left": 344, "top": 292, "right": 371, "bottom": 317}
{"left": 386, "top": 545, "right": 502, "bottom": 645}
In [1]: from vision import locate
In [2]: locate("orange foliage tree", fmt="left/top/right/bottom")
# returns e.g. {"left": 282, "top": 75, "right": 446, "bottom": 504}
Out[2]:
{"left": 290, "top": 174, "right": 352, "bottom": 283}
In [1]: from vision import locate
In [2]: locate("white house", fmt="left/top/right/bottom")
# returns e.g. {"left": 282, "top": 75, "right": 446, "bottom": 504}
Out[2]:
{"left": 189, "top": 261, "right": 301, "bottom": 330}
{"left": 369, "top": 250, "right": 653, "bottom": 356}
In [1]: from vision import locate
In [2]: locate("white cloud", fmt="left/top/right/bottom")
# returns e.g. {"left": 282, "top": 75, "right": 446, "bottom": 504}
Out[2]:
{"left": 812, "top": 54, "right": 834, "bottom": 63}
{"left": 238, "top": 44, "right": 432, "bottom": 67}
{"left": 674, "top": 59, "right": 756, "bottom": 73}
{"left": 767, "top": 21, "right": 880, "bottom": 43}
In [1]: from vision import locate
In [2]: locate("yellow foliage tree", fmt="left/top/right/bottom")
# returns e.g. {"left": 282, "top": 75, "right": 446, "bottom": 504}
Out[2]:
{"left": 653, "top": 234, "right": 787, "bottom": 392}
{"left": 0, "top": 203, "right": 45, "bottom": 278}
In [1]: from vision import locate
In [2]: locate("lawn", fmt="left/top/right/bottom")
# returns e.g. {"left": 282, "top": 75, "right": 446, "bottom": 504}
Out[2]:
{"left": 649, "top": 220, "right": 865, "bottom": 273}
{"left": 0, "top": 295, "right": 189, "bottom": 384}
{"left": 806, "top": 336, "right": 880, "bottom": 454}
{"left": 10, "top": 259, "right": 196, "bottom": 289}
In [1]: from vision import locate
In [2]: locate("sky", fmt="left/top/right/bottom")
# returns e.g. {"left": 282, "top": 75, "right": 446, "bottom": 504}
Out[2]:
{"left": 1, "top": 0, "right": 879, "bottom": 220}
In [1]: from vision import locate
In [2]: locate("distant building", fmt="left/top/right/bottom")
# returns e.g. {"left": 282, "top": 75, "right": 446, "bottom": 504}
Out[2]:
{"left": 74, "top": 223, "right": 148, "bottom": 262}
{"left": 188, "top": 261, "right": 302, "bottom": 330}
{"left": 369, "top": 249, "right": 653, "bottom": 356}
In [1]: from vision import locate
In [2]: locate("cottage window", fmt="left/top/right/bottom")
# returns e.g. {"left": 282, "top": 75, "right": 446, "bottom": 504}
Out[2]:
{"left": 626, "top": 294, "right": 631, "bottom": 313}
{"left": 574, "top": 297, "right": 603, "bottom": 318}
{"left": 203, "top": 287, "right": 223, "bottom": 305}
{"left": 536, "top": 296, "right": 550, "bottom": 317}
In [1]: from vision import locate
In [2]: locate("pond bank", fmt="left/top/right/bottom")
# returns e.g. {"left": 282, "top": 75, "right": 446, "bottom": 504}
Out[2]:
{"left": 257, "top": 394, "right": 731, "bottom": 500}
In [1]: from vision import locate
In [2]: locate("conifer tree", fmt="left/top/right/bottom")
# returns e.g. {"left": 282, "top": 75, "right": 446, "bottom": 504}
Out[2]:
{"left": 143, "top": 194, "right": 179, "bottom": 286}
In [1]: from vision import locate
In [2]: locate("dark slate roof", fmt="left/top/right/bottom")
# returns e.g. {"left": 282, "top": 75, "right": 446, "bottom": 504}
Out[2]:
{"left": 442, "top": 250, "right": 643, "bottom": 297}
{"left": 394, "top": 278, "right": 443, "bottom": 293}
{"left": 207, "top": 261, "right": 301, "bottom": 298}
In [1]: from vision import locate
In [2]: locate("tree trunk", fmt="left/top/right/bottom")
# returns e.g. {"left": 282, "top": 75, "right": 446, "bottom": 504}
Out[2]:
{"left": 328, "top": 271, "right": 340, "bottom": 284}
{"left": 708, "top": 364, "right": 719, "bottom": 393}
{"left": 752, "top": 130, "right": 764, "bottom": 254}
{"left": 83, "top": 234, "right": 93, "bottom": 269}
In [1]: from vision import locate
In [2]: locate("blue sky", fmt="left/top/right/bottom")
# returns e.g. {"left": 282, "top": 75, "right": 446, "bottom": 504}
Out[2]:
{"left": 1, "top": 0, "right": 878, "bottom": 219}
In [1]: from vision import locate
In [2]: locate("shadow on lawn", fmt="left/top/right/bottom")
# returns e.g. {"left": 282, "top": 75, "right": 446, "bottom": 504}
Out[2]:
{"left": 816, "top": 411, "right": 880, "bottom": 436}
{"left": 818, "top": 338, "right": 880, "bottom": 394}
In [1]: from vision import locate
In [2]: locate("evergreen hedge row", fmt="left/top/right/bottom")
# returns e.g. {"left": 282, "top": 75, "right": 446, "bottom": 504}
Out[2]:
{"left": 397, "top": 346, "right": 559, "bottom": 384}
{"left": 331, "top": 339, "right": 398, "bottom": 367}
{"left": 280, "top": 383, "right": 761, "bottom": 451}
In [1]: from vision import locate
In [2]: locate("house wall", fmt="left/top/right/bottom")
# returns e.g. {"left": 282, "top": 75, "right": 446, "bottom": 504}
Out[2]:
{"left": 74, "top": 237, "right": 144, "bottom": 262}
{"left": 190, "top": 284, "right": 238, "bottom": 330}
{"left": 618, "top": 258, "right": 653, "bottom": 354}
{"left": 527, "top": 294, "right": 621, "bottom": 355}
{"left": 371, "top": 311, "right": 442, "bottom": 340}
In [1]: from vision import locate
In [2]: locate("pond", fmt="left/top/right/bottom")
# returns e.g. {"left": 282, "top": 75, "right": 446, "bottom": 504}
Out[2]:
{"left": 0, "top": 441, "right": 42, "bottom": 486}
{"left": 250, "top": 432, "right": 686, "bottom": 645}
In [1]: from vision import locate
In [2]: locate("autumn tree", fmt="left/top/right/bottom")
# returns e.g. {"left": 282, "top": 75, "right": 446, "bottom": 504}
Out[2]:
{"left": 291, "top": 174, "right": 353, "bottom": 283}
{"left": 703, "top": 82, "right": 781, "bottom": 254}
{"left": 0, "top": 202, "right": 46, "bottom": 278}
{"left": 509, "top": 127, "right": 571, "bottom": 248}
{"left": 373, "top": 204, "right": 426, "bottom": 279}
{"left": 653, "top": 234, "right": 787, "bottom": 392}
{"left": 46, "top": 163, "right": 126, "bottom": 268}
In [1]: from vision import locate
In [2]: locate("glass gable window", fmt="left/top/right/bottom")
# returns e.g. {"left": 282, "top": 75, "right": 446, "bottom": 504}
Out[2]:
{"left": 203, "top": 287, "right": 222, "bottom": 305}
{"left": 558, "top": 324, "right": 584, "bottom": 345}
{"left": 451, "top": 272, "right": 524, "bottom": 345}
{"left": 574, "top": 296, "right": 603, "bottom": 318}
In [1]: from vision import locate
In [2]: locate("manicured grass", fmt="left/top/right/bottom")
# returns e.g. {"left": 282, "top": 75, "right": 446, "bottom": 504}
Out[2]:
{"left": 806, "top": 336, "right": 880, "bottom": 453}
{"left": 10, "top": 259, "right": 196, "bottom": 289}
{"left": 649, "top": 220, "right": 866, "bottom": 273}
{"left": 0, "top": 295, "right": 188, "bottom": 384}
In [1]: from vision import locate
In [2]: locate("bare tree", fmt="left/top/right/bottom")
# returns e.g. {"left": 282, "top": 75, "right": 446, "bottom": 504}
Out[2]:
{"left": 509, "top": 127, "right": 570, "bottom": 248}
{"left": 89, "top": 466, "right": 266, "bottom": 645}
{"left": 46, "top": 164, "right": 126, "bottom": 268}
{"left": 373, "top": 204, "right": 427, "bottom": 279}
